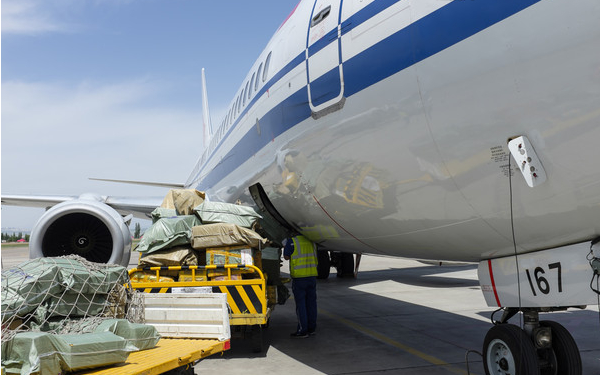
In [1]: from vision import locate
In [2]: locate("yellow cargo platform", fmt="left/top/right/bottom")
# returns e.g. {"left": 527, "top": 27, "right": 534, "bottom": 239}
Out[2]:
{"left": 128, "top": 264, "right": 272, "bottom": 352}
{"left": 79, "top": 338, "right": 229, "bottom": 375}
{"left": 128, "top": 264, "right": 272, "bottom": 326}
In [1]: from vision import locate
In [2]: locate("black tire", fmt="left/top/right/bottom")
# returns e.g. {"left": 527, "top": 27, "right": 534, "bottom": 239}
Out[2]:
{"left": 317, "top": 250, "right": 330, "bottom": 279}
{"left": 540, "top": 320, "right": 582, "bottom": 375}
{"left": 483, "top": 324, "right": 540, "bottom": 375}
{"left": 337, "top": 253, "right": 354, "bottom": 278}
{"left": 251, "top": 324, "right": 264, "bottom": 353}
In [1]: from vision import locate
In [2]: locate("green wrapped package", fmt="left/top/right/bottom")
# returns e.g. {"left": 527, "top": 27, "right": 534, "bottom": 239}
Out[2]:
{"left": 95, "top": 319, "right": 161, "bottom": 351}
{"left": 1, "top": 331, "right": 133, "bottom": 375}
{"left": 150, "top": 207, "right": 178, "bottom": 223}
{"left": 138, "top": 245, "right": 201, "bottom": 269}
{"left": 191, "top": 223, "right": 267, "bottom": 250}
{"left": 194, "top": 201, "right": 262, "bottom": 229}
{"left": 136, "top": 215, "right": 201, "bottom": 254}
{"left": 35, "top": 293, "right": 112, "bottom": 323}
{"left": 161, "top": 189, "right": 206, "bottom": 215}
{"left": 1, "top": 257, "right": 128, "bottom": 324}
{"left": 1, "top": 263, "right": 62, "bottom": 321}
{"left": 1, "top": 332, "right": 60, "bottom": 375}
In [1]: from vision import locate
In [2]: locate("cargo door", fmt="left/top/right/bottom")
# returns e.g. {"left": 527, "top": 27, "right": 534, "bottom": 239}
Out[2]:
{"left": 306, "top": 0, "right": 344, "bottom": 117}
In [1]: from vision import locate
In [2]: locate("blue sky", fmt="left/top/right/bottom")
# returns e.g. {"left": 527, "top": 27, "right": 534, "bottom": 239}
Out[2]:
{"left": 1, "top": 0, "right": 300, "bottom": 230}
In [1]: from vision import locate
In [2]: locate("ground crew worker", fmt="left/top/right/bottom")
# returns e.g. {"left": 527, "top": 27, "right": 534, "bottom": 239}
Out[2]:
{"left": 283, "top": 235, "right": 318, "bottom": 338}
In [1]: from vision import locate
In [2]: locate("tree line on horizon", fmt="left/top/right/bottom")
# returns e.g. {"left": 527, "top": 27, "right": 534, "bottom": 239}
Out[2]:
{"left": 1, "top": 223, "right": 142, "bottom": 243}
{"left": 1, "top": 232, "right": 30, "bottom": 242}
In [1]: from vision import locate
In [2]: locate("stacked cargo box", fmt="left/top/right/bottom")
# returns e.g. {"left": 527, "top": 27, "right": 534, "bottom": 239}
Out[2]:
{"left": 134, "top": 189, "right": 271, "bottom": 283}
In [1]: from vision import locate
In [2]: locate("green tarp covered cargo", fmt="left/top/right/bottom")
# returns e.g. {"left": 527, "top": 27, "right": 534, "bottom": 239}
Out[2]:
{"left": 194, "top": 201, "right": 262, "bottom": 229}
{"left": 191, "top": 223, "right": 266, "bottom": 250}
{"left": 1, "top": 331, "right": 134, "bottom": 375}
{"left": 136, "top": 215, "right": 201, "bottom": 254}
{"left": 1, "top": 257, "right": 128, "bottom": 325}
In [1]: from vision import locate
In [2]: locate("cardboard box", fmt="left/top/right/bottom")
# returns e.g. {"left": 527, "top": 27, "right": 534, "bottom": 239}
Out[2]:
{"left": 130, "top": 271, "right": 175, "bottom": 283}
{"left": 206, "top": 247, "right": 253, "bottom": 266}
{"left": 191, "top": 223, "right": 266, "bottom": 250}
{"left": 209, "top": 269, "right": 243, "bottom": 280}
{"left": 178, "top": 269, "right": 207, "bottom": 282}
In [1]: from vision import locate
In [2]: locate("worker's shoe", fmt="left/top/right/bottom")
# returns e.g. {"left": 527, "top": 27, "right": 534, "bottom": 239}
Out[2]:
{"left": 290, "top": 332, "right": 309, "bottom": 338}
{"left": 308, "top": 331, "right": 316, "bottom": 336}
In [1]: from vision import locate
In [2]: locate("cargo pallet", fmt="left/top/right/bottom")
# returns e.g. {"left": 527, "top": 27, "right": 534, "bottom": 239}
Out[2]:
{"left": 2, "top": 293, "right": 231, "bottom": 375}
{"left": 128, "top": 264, "right": 272, "bottom": 353}
{"left": 79, "top": 338, "right": 230, "bottom": 375}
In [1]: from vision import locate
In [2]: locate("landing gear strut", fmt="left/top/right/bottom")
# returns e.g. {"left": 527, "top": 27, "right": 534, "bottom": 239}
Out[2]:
{"left": 317, "top": 251, "right": 360, "bottom": 279}
{"left": 329, "top": 252, "right": 356, "bottom": 278}
{"left": 482, "top": 308, "right": 582, "bottom": 375}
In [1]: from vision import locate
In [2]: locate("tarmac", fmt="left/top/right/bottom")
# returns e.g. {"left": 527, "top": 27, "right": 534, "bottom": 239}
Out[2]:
{"left": 1, "top": 247, "right": 599, "bottom": 374}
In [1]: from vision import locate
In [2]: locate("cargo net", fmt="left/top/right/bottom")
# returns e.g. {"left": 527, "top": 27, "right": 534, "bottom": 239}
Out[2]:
{"left": 1, "top": 255, "right": 144, "bottom": 343}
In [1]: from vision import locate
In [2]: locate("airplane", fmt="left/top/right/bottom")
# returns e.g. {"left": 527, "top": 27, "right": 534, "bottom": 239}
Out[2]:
{"left": 3, "top": 0, "right": 600, "bottom": 374}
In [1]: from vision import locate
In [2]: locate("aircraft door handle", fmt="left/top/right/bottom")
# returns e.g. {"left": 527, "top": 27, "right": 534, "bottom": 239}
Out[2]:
{"left": 311, "top": 5, "right": 331, "bottom": 27}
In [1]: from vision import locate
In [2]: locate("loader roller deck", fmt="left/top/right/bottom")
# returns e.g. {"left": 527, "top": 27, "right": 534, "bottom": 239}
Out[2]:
{"left": 78, "top": 338, "right": 230, "bottom": 375}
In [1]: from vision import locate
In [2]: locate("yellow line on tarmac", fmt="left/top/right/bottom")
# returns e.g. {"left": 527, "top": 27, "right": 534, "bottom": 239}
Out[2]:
{"left": 319, "top": 309, "right": 474, "bottom": 375}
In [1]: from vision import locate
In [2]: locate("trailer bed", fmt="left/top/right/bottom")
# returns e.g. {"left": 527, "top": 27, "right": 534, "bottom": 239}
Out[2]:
{"left": 78, "top": 338, "right": 229, "bottom": 375}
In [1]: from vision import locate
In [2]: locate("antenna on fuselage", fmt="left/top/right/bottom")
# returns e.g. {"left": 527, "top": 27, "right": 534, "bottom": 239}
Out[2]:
{"left": 201, "top": 68, "right": 213, "bottom": 149}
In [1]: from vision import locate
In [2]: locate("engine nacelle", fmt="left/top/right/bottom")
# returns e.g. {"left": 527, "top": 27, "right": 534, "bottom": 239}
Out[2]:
{"left": 30, "top": 194, "right": 132, "bottom": 267}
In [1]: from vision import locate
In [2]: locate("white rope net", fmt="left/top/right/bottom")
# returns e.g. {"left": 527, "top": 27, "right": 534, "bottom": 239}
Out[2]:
{"left": 1, "top": 255, "right": 144, "bottom": 343}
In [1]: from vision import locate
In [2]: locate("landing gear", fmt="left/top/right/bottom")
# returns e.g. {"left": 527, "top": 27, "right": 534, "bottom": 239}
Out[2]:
{"left": 317, "top": 251, "right": 360, "bottom": 279}
{"left": 317, "top": 249, "right": 331, "bottom": 279}
{"left": 338, "top": 253, "right": 354, "bottom": 278}
{"left": 539, "top": 320, "right": 582, "bottom": 375}
{"left": 482, "top": 309, "right": 582, "bottom": 375}
{"left": 483, "top": 324, "right": 539, "bottom": 375}
{"left": 330, "top": 252, "right": 355, "bottom": 278}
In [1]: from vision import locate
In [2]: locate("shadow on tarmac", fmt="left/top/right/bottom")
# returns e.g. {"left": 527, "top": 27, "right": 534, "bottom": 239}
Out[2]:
{"left": 208, "top": 264, "right": 600, "bottom": 375}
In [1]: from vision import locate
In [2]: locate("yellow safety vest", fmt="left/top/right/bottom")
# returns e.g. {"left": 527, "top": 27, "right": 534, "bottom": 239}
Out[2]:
{"left": 290, "top": 235, "right": 318, "bottom": 278}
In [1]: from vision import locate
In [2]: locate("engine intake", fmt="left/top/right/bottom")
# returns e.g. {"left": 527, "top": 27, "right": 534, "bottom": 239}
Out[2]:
{"left": 30, "top": 194, "right": 132, "bottom": 267}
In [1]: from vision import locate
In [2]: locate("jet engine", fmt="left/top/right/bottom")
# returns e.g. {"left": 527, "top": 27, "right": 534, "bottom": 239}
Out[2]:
{"left": 29, "top": 194, "right": 132, "bottom": 267}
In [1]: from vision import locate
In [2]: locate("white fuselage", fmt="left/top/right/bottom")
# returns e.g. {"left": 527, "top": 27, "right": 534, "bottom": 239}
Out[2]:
{"left": 187, "top": 0, "right": 600, "bottom": 261}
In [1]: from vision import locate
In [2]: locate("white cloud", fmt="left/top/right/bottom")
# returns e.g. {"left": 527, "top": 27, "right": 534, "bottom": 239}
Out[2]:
{"left": 1, "top": 0, "right": 72, "bottom": 35}
{"left": 1, "top": 79, "right": 204, "bottom": 227}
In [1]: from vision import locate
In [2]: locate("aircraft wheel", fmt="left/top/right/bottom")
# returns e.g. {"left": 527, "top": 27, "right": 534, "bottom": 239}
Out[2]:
{"left": 317, "top": 250, "right": 330, "bottom": 279}
{"left": 540, "top": 320, "right": 582, "bottom": 375}
{"left": 483, "top": 324, "right": 540, "bottom": 375}
{"left": 337, "top": 253, "right": 355, "bottom": 278}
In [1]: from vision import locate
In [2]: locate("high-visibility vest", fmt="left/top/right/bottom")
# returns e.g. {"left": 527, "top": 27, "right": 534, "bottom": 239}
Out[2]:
{"left": 290, "top": 235, "right": 318, "bottom": 278}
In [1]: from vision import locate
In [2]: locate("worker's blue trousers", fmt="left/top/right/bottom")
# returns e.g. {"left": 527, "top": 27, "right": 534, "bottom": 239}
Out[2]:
{"left": 292, "top": 276, "right": 317, "bottom": 334}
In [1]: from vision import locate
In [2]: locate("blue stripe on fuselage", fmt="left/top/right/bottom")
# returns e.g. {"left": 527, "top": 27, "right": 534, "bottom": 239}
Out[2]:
{"left": 193, "top": 0, "right": 402, "bottom": 181}
{"left": 195, "top": 0, "right": 541, "bottom": 191}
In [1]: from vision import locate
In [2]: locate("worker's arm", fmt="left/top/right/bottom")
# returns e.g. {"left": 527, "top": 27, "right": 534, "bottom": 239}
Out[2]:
{"left": 283, "top": 239, "right": 293, "bottom": 260}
